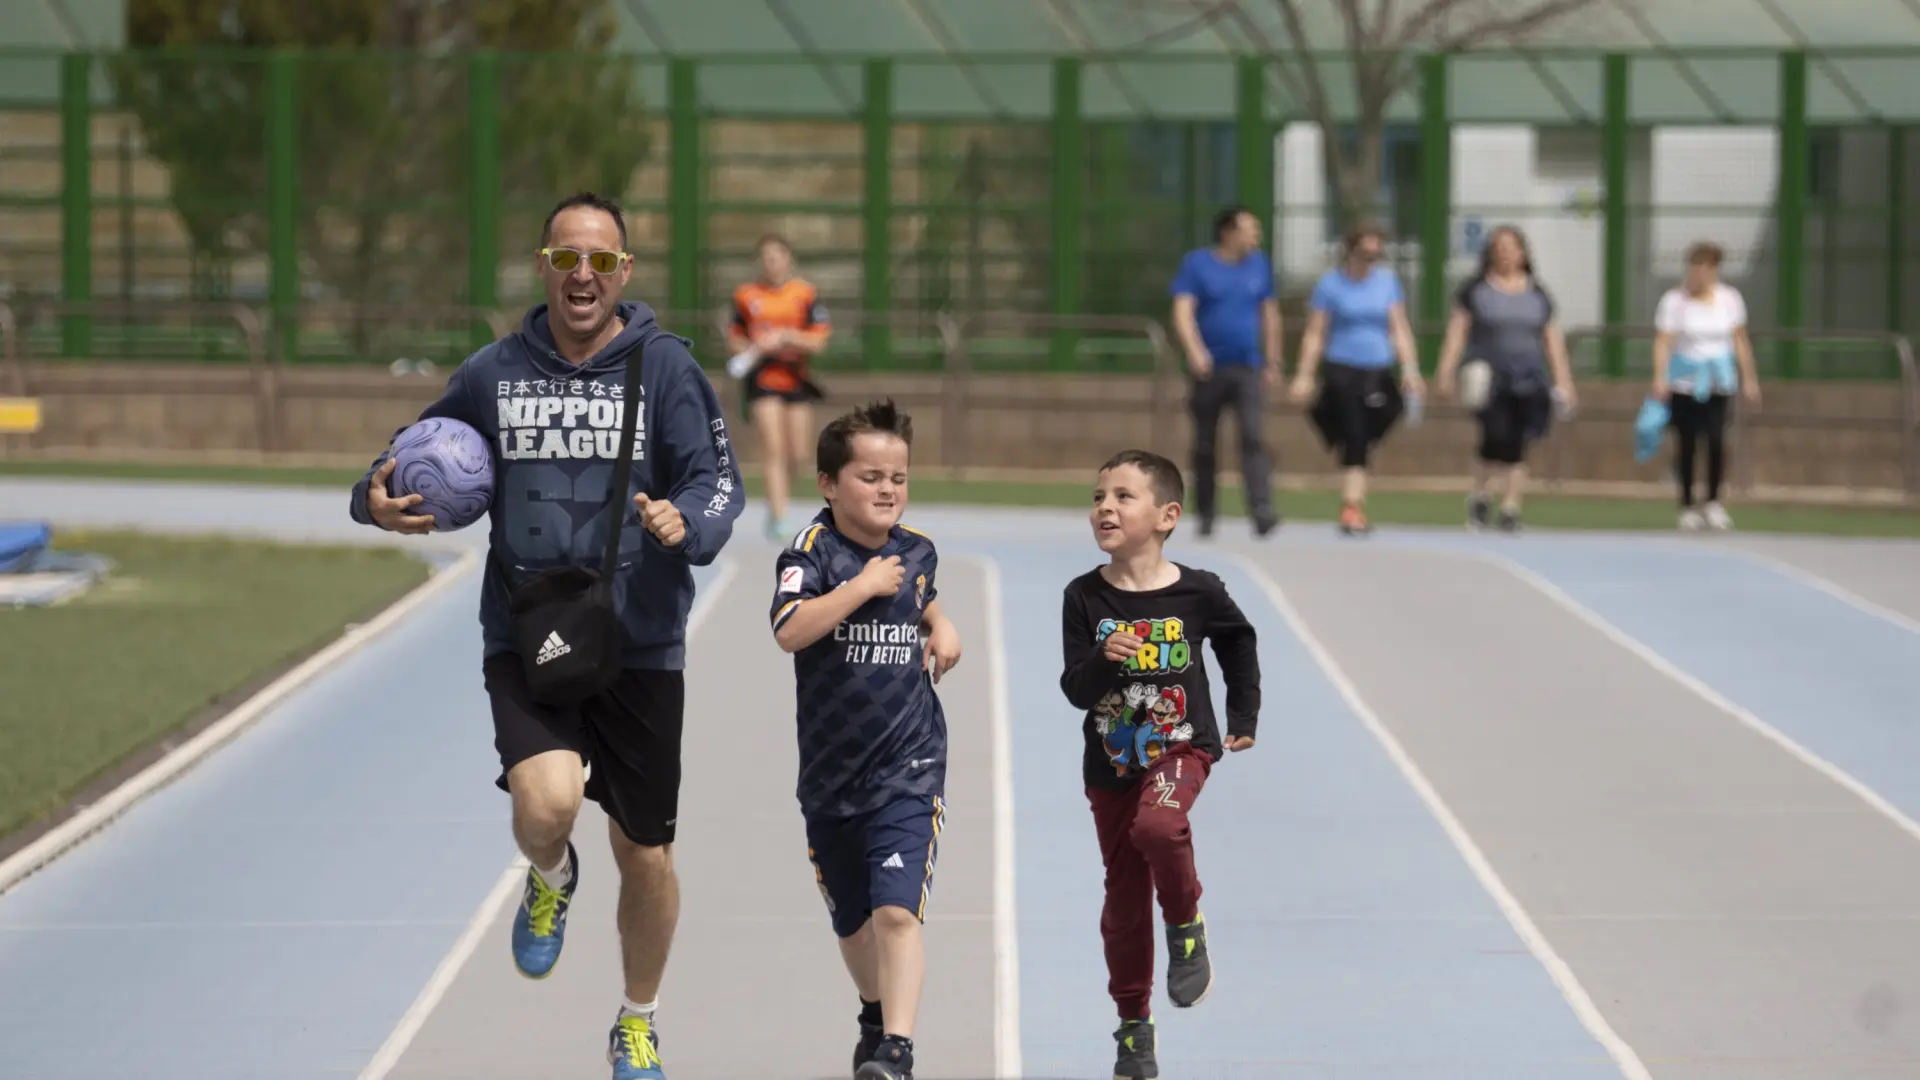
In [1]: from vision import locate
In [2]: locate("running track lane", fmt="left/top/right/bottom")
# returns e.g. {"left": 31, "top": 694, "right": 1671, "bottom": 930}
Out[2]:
{"left": 0, "top": 552, "right": 720, "bottom": 1080}
{"left": 989, "top": 542, "right": 1631, "bottom": 1079}
{"left": 1485, "top": 539, "right": 1920, "bottom": 826}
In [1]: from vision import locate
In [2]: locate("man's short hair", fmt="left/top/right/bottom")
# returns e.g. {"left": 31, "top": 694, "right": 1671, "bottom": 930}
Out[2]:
{"left": 1098, "top": 448, "right": 1184, "bottom": 508}
{"left": 818, "top": 399, "right": 914, "bottom": 479}
{"left": 1213, "top": 205, "right": 1251, "bottom": 242}
{"left": 543, "top": 192, "right": 628, "bottom": 249}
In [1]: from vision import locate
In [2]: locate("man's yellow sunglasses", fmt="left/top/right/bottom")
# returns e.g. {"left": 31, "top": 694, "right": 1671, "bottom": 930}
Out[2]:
{"left": 541, "top": 247, "right": 629, "bottom": 274}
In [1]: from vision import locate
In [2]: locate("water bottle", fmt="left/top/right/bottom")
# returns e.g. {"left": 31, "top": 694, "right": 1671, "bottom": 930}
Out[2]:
{"left": 1404, "top": 388, "right": 1424, "bottom": 427}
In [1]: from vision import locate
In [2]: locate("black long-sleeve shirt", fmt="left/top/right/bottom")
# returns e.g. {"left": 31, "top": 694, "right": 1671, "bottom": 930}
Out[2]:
{"left": 1059, "top": 563, "right": 1261, "bottom": 790}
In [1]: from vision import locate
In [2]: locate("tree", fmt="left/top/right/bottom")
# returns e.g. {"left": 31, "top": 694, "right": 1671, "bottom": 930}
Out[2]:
{"left": 1095, "top": 0, "right": 1619, "bottom": 229}
{"left": 112, "top": 0, "right": 651, "bottom": 318}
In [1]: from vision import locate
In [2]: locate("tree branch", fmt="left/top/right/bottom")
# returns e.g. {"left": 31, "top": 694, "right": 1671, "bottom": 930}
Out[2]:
{"left": 1397, "top": 0, "right": 1608, "bottom": 50}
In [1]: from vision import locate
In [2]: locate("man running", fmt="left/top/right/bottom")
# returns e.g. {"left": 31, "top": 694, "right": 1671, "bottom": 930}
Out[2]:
{"left": 351, "top": 192, "right": 743, "bottom": 1080}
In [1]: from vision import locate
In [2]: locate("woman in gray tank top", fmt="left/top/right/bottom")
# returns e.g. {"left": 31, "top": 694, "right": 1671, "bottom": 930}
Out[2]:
{"left": 1436, "top": 225, "right": 1577, "bottom": 532}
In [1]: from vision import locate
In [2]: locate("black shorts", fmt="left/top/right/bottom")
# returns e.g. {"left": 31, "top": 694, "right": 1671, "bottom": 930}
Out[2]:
{"left": 1476, "top": 386, "right": 1554, "bottom": 465}
{"left": 483, "top": 653, "right": 684, "bottom": 847}
{"left": 806, "top": 794, "right": 946, "bottom": 939}
{"left": 1308, "top": 361, "right": 1404, "bottom": 469}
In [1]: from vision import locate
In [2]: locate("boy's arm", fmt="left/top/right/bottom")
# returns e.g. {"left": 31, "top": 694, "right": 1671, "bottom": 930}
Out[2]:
{"left": 1060, "top": 584, "right": 1125, "bottom": 709}
{"left": 349, "top": 361, "right": 481, "bottom": 527}
{"left": 1206, "top": 575, "right": 1263, "bottom": 744}
{"left": 771, "top": 547, "right": 897, "bottom": 653}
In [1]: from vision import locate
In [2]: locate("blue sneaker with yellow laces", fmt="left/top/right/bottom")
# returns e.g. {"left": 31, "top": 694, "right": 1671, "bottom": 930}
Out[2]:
{"left": 608, "top": 1012, "right": 666, "bottom": 1079}
{"left": 510, "top": 841, "right": 577, "bottom": 979}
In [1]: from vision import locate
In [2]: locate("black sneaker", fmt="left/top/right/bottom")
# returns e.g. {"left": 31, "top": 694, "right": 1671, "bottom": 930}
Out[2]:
{"left": 1196, "top": 516, "right": 1215, "bottom": 539}
{"left": 1165, "top": 914, "right": 1213, "bottom": 1007}
{"left": 1112, "top": 1018, "right": 1158, "bottom": 1079}
{"left": 852, "top": 1014, "right": 884, "bottom": 1075}
{"left": 1497, "top": 508, "right": 1521, "bottom": 534}
{"left": 1466, "top": 493, "right": 1491, "bottom": 531}
{"left": 854, "top": 1034, "right": 913, "bottom": 1080}
{"left": 1252, "top": 511, "right": 1280, "bottom": 538}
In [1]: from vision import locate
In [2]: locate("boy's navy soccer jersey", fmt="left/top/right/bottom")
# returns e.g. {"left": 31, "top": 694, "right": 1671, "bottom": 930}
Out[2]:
{"left": 1060, "top": 563, "right": 1262, "bottom": 791}
{"left": 771, "top": 509, "right": 947, "bottom": 938}
{"left": 770, "top": 510, "right": 946, "bottom": 821}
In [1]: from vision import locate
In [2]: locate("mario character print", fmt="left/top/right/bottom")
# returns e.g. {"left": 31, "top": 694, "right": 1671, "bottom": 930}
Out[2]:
{"left": 1100, "top": 683, "right": 1191, "bottom": 775}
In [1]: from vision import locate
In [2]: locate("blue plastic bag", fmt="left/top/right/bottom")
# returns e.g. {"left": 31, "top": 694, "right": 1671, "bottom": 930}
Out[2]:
{"left": 1633, "top": 397, "right": 1670, "bottom": 463}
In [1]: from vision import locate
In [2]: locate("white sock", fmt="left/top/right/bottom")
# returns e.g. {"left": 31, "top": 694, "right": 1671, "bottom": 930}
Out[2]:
{"left": 621, "top": 997, "right": 656, "bottom": 1021}
{"left": 534, "top": 851, "right": 571, "bottom": 890}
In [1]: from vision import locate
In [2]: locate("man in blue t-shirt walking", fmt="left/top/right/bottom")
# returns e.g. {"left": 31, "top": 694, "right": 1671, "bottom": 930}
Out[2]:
{"left": 1169, "top": 205, "right": 1283, "bottom": 538}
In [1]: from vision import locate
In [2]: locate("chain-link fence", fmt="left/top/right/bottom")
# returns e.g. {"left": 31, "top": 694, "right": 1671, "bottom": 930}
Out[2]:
{"left": 2, "top": 46, "right": 1918, "bottom": 382}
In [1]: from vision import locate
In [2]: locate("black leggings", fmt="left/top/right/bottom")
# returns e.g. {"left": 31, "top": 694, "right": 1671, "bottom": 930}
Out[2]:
{"left": 1669, "top": 393, "right": 1730, "bottom": 507}
{"left": 1311, "top": 363, "right": 1402, "bottom": 469}
{"left": 1477, "top": 388, "right": 1553, "bottom": 465}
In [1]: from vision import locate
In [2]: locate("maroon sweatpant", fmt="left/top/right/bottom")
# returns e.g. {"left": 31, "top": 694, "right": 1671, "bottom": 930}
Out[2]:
{"left": 1085, "top": 744, "right": 1213, "bottom": 1021}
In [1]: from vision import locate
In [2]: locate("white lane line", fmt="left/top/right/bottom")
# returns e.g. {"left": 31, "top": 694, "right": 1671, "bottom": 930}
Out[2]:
{"left": 1483, "top": 549, "right": 1920, "bottom": 851}
{"left": 356, "top": 858, "right": 529, "bottom": 1080}
{"left": 0, "top": 545, "right": 481, "bottom": 899}
{"left": 975, "top": 555, "right": 1024, "bottom": 1080}
{"left": 1231, "top": 554, "right": 1653, "bottom": 1080}
{"left": 355, "top": 556, "right": 740, "bottom": 1080}
{"left": 1726, "top": 546, "right": 1920, "bottom": 637}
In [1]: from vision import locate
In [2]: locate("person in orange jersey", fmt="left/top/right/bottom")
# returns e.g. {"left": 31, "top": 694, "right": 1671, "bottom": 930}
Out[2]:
{"left": 727, "top": 234, "right": 832, "bottom": 540}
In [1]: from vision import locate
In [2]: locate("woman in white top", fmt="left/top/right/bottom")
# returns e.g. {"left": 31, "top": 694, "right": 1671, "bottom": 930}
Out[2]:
{"left": 1651, "top": 241, "right": 1762, "bottom": 530}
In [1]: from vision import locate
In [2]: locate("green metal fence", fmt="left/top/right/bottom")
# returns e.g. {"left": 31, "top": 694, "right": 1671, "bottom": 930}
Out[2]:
{"left": 1, "top": 45, "right": 1917, "bottom": 379}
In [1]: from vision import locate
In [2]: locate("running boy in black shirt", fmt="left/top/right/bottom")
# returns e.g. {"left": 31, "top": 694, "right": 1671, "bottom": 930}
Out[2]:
{"left": 1059, "top": 448, "right": 1261, "bottom": 1080}
{"left": 770, "top": 400, "right": 962, "bottom": 1080}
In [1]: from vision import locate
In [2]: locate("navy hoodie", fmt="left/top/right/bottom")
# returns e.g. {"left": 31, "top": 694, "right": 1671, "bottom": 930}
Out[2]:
{"left": 350, "top": 300, "right": 743, "bottom": 670}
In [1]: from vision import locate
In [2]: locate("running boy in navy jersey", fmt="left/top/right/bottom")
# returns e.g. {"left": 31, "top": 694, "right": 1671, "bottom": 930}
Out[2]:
{"left": 1060, "top": 449, "right": 1261, "bottom": 1080}
{"left": 769, "top": 399, "right": 962, "bottom": 1080}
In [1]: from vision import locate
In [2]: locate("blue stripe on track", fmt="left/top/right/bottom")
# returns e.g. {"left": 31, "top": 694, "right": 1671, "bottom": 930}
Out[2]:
{"left": 0, "top": 559, "right": 719, "bottom": 1079}
{"left": 986, "top": 543, "right": 1626, "bottom": 1079}
{"left": 1493, "top": 540, "right": 1920, "bottom": 817}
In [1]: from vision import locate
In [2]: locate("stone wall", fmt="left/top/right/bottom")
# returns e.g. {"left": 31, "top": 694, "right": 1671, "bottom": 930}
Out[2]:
{"left": 3, "top": 360, "right": 1913, "bottom": 501}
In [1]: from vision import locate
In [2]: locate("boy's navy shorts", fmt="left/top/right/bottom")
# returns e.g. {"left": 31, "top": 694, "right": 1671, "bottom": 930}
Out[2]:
{"left": 806, "top": 793, "right": 946, "bottom": 939}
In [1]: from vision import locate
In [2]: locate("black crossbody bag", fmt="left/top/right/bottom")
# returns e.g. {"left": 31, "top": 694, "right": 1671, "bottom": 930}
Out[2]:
{"left": 505, "top": 348, "right": 644, "bottom": 706}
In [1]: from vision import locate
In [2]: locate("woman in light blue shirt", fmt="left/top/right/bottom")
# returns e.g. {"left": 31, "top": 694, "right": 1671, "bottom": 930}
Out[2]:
{"left": 1289, "top": 223, "right": 1424, "bottom": 535}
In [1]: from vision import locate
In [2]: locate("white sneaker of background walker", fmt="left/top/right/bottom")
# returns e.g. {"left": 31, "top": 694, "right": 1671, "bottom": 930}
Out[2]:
{"left": 1702, "top": 501, "right": 1733, "bottom": 531}
{"left": 1678, "top": 508, "right": 1706, "bottom": 531}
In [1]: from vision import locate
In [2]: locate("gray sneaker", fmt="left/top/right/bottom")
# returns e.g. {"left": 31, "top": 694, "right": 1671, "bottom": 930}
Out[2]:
{"left": 1165, "top": 914, "right": 1213, "bottom": 1007}
{"left": 1112, "top": 1018, "right": 1159, "bottom": 1079}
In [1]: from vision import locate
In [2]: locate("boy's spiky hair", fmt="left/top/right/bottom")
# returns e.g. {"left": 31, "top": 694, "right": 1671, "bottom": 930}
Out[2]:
{"left": 818, "top": 398, "right": 914, "bottom": 478}
{"left": 1099, "top": 448, "right": 1184, "bottom": 508}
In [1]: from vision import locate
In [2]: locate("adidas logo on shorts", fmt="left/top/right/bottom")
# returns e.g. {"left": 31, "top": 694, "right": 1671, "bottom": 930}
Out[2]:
{"left": 534, "top": 630, "right": 571, "bottom": 666}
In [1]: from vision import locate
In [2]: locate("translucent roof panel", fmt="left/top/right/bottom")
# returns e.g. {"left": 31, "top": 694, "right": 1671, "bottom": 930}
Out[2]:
{"left": 1056, "top": 1, "right": 1241, "bottom": 54}
{"left": 10, "top": 0, "right": 1920, "bottom": 123}
{"left": 1450, "top": 55, "right": 1606, "bottom": 125}
{"left": 1627, "top": 55, "right": 1780, "bottom": 124}
{"left": 1085, "top": 59, "right": 1237, "bottom": 121}
{"left": 925, "top": 0, "right": 1074, "bottom": 53}
{"left": 894, "top": 58, "right": 1054, "bottom": 119}
{"left": 698, "top": 59, "right": 862, "bottom": 116}
{"left": 762, "top": 0, "right": 940, "bottom": 54}
{"left": 629, "top": 0, "right": 799, "bottom": 53}
{"left": 1810, "top": 58, "right": 1920, "bottom": 123}
{"left": 61, "top": 0, "right": 125, "bottom": 46}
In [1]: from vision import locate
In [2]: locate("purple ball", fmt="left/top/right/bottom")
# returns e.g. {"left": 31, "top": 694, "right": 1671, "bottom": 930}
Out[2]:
{"left": 387, "top": 417, "right": 494, "bottom": 531}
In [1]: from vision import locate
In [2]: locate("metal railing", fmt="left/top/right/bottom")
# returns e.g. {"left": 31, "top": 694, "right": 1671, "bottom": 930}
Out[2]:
{"left": 2, "top": 299, "right": 1914, "bottom": 502}
{"left": 0, "top": 299, "right": 267, "bottom": 454}
{"left": 1560, "top": 325, "right": 1919, "bottom": 498}
{"left": 934, "top": 313, "right": 1176, "bottom": 476}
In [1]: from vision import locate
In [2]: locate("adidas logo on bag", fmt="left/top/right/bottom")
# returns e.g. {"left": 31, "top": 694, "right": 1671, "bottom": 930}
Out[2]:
{"left": 534, "top": 630, "right": 571, "bottom": 666}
